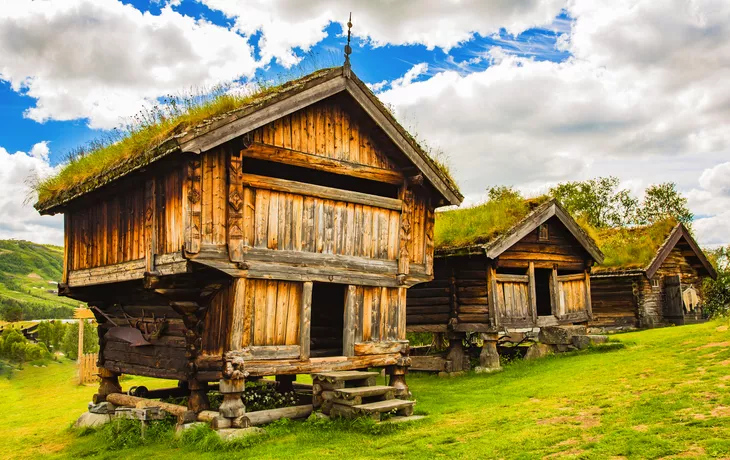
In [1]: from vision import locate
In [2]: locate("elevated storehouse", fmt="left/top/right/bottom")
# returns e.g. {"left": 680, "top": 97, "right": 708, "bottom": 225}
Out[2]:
{"left": 407, "top": 199, "right": 603, "bottom": 371}
{"left": 590, "top": 221, "right": 716, "bottom": 329}
{"left": 35, "top": 66, "right": 462, "bottom": 417}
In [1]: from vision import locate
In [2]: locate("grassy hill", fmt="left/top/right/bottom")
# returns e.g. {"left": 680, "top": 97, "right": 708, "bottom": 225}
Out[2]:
{"left": 2, "top": 320, "right": 729, "bottom": 459}
{"left": 0, "top": 240, "right": 78, "bottom": 321}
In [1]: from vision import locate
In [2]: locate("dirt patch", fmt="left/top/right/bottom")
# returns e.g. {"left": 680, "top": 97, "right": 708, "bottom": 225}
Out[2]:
{"left": 27, "top": 273, "right": 42, "bottom": 279}
{"left": 720, "top": 360, "right": 730, "bottom": 367}
{"left": 692, "top": 413, "right": 707, "bottom": 420}
{"left": 633, "top": 425, "right": 649, "bottom": 432}
{"left": 556, "top": 439, "right": 579, "bottom": 447}
{"left": 710, "top": 406, "right": 730, "bottom": 417}
{"left": 697, "top": 342, "right": 730, "bottom": 350}
{"left": 538, "top": 413, "right": 600, "bottom": 429}
{"left": 716, "top": 325, "right": 728, "bottom": 332}
{"left": 545, "top": 448, "right": 585, "bottom": 458}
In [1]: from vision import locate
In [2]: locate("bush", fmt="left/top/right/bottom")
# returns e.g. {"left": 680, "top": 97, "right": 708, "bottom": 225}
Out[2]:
{"left": 0, "top": 327, "right": 53, "bottom": 363}
{"left": 702, "top": 247, "right": 730, "bottom": 318}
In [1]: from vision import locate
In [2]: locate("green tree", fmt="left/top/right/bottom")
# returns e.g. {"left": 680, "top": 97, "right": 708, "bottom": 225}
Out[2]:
{"left": 702, "top": 246, "right": 730, "bottom": 318}
{"left": 549, "top": 176, "right": 639, "bottom": 228}
{"left": 487, "top": 185, "right": 522, "bottom": 202}
{"left": 61, "top": 321, "right": 99, "bottom": 360}
{"left": 638, "top": 182, "right": 693, "bottom": 226}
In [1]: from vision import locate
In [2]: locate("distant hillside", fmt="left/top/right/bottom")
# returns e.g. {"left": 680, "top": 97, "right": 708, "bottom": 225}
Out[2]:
{"left": 0, "top": 240, "right": 78, "bottom": 321}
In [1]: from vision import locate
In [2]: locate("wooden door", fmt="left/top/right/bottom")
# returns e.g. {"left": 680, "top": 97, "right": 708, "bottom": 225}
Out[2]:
{"left": 554, "top": 273, "right": 590, "bottom": 322}
{"left": 494, "top": 274, "right": 533, "bottom": 326}
{"left": 664, "top": 275, "right": 683, "bottom": 319}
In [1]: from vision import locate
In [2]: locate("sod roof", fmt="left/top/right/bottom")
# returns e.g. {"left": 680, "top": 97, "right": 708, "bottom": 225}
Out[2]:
{"left": 34, "top": 66, "right": 461, "bottom": 214}
{"left": 589, "top": 218, "right": 678, "bottom": 273}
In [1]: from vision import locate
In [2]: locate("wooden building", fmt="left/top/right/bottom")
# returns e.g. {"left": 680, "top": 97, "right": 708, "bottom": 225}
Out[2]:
{"left": 407, "top": 199, "right": 603, "bottom": 371}
{"left": 34, "top": 65, "right": 462, "bottom": 418}
{"left": 590, "top": 222, "right": 716, "bottom": 330}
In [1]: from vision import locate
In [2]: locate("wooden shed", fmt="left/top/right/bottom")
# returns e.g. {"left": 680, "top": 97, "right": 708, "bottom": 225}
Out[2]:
{"left": 34, "top": 65, "right": 462, "bottom": 418}
{"left": 407, "top": 198, "right": 603, "bottom": 371}
{"left": 590, "top": 221, "right": 716, "bottom": 330}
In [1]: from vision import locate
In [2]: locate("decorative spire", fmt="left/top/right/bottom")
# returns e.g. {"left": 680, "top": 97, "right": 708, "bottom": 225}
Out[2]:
{"left": 344, "top": 13, "right": 352, "bottom": 76}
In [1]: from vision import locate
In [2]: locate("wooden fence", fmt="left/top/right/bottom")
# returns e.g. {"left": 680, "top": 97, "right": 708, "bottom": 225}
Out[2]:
{"left": 79, "top": 352, "right": 99, "bottom": 384}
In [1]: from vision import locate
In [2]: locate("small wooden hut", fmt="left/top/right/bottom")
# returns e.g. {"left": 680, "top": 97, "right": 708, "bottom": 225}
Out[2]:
{"left": 590, "top": 221, "right": 716, "bottom": 330}
{"left": 34, "top": 65, "right": 462, "bottom": 419}
{"left": 407, "top": 198, "right": 603, "bottom": 372}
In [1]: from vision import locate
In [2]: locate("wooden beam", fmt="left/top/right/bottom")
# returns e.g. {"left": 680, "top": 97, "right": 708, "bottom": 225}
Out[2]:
{"left": 584, "top": 269, "right": 593, "bottom": 320}
{"left": 494, "top": 274, "right": 529, "bottom": 283}
{"left": 144, "top": 177, "right": 156, "bottom": 273}
{"left": 487, "top": 263, "right": 500, "bottom": 328}
{"left": 550, "top": 265, "right": 561, "bottom": 317}
{"left": 354, "top": 341, "right": 407, "bottom": 355}
{"left": 299, "top": 282, "right": 313, "bottom": 360}
{"left": 243, "top": 142, "right": 404, "bottom": 184}
{"left": 68, "top": 258, "right": 146, "bottom": 287}
{"left": 241, "top": 173, "right": 402, "bottom": 211}
{"left": 225, "top": 345, "right": 301, "bottom": 360}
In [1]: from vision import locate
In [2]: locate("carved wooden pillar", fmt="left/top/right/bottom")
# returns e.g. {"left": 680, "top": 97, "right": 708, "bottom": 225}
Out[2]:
{"left": 93, "top": 368, "right": 122, "bottom": 403}
{"left": 219, "top": 378, "right": 246, "bottom": 419}
{"left": 479, "top": 332, "right": 501, "bottom": 371}
{"left": 387, "top": 352, "right": 411, "bottom": 399}
{"left": 446, "top": 332, "right": 468, "bottom": 372}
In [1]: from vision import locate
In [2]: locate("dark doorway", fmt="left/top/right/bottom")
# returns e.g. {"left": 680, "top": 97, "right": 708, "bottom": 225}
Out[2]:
{"left": 535, "top": 269, "right": 553, "bottom": 316}
{"left": 310, "top": 283, "right": 346, "bottom": 357}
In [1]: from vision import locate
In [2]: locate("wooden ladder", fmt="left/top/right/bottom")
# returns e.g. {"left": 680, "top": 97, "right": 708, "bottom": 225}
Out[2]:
{"left": 312, "top": 371, "right": 415, "bottom": 421}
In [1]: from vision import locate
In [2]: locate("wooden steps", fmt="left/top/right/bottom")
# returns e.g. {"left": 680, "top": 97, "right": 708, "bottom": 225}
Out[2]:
{"left": 311, "top": 370, "right": 415, "bottom": 421}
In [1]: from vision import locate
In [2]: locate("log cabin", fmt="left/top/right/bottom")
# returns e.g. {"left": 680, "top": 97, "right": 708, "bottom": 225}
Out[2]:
{"left": 34, "top": 65, "right": 463, "bottom": 418}
{"left": 590, "top": 221, "right": 716, "bottom": 330}
{"left": 407, "top": 198, "right": 603, "bottom": 371}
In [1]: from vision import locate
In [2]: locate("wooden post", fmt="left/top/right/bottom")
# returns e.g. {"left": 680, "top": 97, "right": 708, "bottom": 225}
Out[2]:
{"left": 479, "top": 332, "right": 501, "bottom": 371}
{"left": 93, "top": 368, "right": 122, "bottom": 403}
{"left": 219, "top": 378, "right": 246, "bottom": 419}
{"left": 584, "top": 268, "right": 593, "bottom": 320}
{"left": 299, "top": 281, "right": 313, "bottom": 361}
{"left": 77, "top": 318, "right": 84, "bottom": 384}
{"left": 188, "top": 379, "right": 210, "bottom": 413}
{"left": 528, "top": 261, "right": 537, "bottom": 323}
{"left": 487, "top": 262, "right": 500, "bottom": 327}
{"left": 343, "top": 285, "right": 357, "bottom": 357}
{"left": 550, "top": 265, "right": 560, "bottom": 317}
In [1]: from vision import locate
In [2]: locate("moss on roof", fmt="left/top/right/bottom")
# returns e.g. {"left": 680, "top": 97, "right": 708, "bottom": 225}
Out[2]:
{"left": 590, "top": 218, "right": 677, "bottom": 272}
{"left": 34, "top": 67, "right": 341, "bottom": 213}
{"left": 434, "top": 195, "right": 550, "bottom": 251}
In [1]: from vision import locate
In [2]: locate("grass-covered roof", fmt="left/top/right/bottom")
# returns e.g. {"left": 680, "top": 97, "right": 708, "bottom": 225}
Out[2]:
{"left": 34, "top": 65, "right": 461, "bottom": 214}
{"left": 589, "top": 218, "right": 678, "bottom": 273}
{"left": 434, "top": 195, "right": 550, "bottom": 251}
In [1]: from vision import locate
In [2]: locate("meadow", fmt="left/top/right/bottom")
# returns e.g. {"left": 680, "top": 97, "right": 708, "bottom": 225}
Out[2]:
{"left": 2, "top": 320, "right": 729, "bottom": 459}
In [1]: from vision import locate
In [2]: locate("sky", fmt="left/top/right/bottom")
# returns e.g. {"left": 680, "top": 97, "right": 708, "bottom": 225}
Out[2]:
{"left": 1, "top": 0, "right": 729, "bottom": 247}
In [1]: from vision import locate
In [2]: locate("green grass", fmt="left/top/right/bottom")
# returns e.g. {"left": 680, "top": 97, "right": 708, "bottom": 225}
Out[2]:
{"left": 4, "top": 320, "right": 730, "bottom": 459}
{"left": 435, "top": 195, "right": 549, "bottom": 250}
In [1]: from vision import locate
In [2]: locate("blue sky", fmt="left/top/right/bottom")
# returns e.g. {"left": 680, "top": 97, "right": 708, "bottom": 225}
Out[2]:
{"left": 1, "top": 0, "right": 729, "bottom": 246}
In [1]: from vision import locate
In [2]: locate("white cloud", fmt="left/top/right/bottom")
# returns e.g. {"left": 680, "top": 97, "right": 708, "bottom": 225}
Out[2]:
{"left": 375, "top": 0, "right": 730, "bottom": 246}
{"left": 199, "top": 0, "right": 565, "bottom": 63}
{"left": 0, "top": 0, "right": 259, "bottom": 129}
{"left": 0, "top": 143, "right": 62, "bottom": 245}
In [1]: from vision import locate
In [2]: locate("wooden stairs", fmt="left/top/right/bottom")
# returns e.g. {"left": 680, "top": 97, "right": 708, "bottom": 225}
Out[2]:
{"left": 312, "top": 371, "right": 415, "bottom": 421}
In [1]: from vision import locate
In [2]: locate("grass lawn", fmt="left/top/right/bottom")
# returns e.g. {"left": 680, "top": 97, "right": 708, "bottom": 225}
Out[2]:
{"left": 2, "top": 320, "right": 729, "bottom": 459}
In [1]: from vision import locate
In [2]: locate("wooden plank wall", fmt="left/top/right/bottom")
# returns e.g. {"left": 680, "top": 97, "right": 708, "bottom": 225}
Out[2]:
{"left": 498, "top": 217, "right": 587, "bottom": 270}
{"left": 495, "top": 281, "right": 530, "bottom": 321}
{"left": 354, "top": 286, "right": 402, "bottom": 342}
{"left": 590, "top": 276, "right": 639, "bottom": 328}
{"left": 250, "top": 96, "right": 399, "bottom": 171}
{"left": 251, "top": 189, "right": 401, "bottom": 259}
{"left": 67, "top": 167, "right": 184, "bottom": 271}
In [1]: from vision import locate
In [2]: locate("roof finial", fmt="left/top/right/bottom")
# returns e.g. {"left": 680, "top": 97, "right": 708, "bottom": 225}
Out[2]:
{"left": 344, "top": 12, "right": 353, "bottom": 76}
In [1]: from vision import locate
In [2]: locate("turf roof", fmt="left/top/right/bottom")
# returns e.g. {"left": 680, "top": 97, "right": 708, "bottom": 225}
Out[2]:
{"left": 434, "top": 195, "right": 551, "bottom": 251}
{"left": 589, "top": 218, "right": 678, "bottom": 273}
{"left": 34, "top": 66, "right": 461, "bottom": 214}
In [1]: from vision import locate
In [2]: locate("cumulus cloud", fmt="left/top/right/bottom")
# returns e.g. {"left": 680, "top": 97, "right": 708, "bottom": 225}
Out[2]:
{"left": 375, "top": 0, "right": 730, "bottom": 244}
{"left": 199, "top": 0, "right": 565, "bottom": 64}
{"left": 0, "top": 143, "right": 62, "bottom": 245}
{"left": 0, "top": 0, "right": 259, "bottom": 129}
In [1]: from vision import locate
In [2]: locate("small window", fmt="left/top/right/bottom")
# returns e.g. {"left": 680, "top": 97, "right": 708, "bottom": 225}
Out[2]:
{"left": 538, "top": 224, "right": 549, "bottom": 241}
{"left": 651, "top": 278, "right": 660, "bottom": 289}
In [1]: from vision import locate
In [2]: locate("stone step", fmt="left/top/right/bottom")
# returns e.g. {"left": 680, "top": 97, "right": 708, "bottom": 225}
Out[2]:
{"left": 333, "top": 385, "right": 394, "bottom": 400}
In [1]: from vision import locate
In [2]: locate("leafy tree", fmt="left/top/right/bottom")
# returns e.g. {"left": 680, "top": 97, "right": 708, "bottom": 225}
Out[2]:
{"left": 487, "top": 185, "right": 522, "bottom": 202}
{"left": 638, "top": 182, "right": 693, "bottom": 226}
{"left": 61, "top": 321, "right": 99, "bottom": 360}
{"left": 702, "top": 246, "right": 730, "bottom": 318}
{"left": 549, "top": 176, "right": 638, "bottom": 228}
